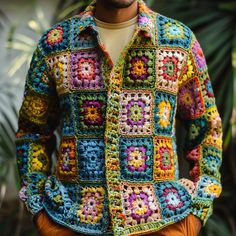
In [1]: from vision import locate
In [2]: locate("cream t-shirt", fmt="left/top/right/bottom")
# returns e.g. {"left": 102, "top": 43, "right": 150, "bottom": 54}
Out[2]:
{"left": 95, "top": 16, "right": 138, "bottom": 64}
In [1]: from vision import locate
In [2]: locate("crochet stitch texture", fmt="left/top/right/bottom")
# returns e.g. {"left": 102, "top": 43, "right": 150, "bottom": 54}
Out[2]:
{"left": 16, "top": 0, "right": 223, "bottom": 235}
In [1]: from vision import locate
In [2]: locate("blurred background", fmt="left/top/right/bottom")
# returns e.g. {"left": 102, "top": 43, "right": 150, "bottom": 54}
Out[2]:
{"left": 0, "top": 0, "right": 235, "bottom": 235}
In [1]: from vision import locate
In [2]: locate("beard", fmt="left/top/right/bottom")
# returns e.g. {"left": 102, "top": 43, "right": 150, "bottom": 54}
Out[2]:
{"left": 99, "top": 0, "right": 137, "bottom": 9}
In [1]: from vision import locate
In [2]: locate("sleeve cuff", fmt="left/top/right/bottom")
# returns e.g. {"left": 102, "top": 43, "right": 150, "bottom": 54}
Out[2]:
{"left": 19, "top": 186, "right": 44, "bottom": 215}
{"left": 19, "top": 172, "right": 48, "bottom": 215}
{"left": 190, "top": 198, "right": 213, "bottom": 225}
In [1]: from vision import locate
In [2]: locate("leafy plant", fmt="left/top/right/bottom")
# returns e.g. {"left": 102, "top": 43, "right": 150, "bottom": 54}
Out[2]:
{"left": 5, "top": 7, "right": 50, "bottom": 77}
{"left": 0, "top": 9, "right": 8, "bottom": 31}
{"left": 1, "top": 5, "right": 51, "bottom": 207}
{"left": 54, "top": 0, "right": 89, "bottom": 21}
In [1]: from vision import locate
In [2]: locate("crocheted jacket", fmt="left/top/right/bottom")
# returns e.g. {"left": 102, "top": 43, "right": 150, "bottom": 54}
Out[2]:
{"left": 16, "top": 0, "right": 223, "bottom": 235}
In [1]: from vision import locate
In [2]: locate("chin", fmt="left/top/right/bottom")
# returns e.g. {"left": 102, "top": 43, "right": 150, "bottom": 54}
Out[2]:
{"left": 104, "top": 0, "right": 137, "bottom": 8}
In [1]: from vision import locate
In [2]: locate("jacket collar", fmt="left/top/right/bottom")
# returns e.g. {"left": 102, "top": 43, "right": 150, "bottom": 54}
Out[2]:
{"left": 78, "top": 0, "right": 156, "bottom": 44}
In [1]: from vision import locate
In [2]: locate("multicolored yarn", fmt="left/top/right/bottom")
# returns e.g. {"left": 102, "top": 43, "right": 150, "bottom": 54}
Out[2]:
{"left": 16, "top": 0, "right": 223, "bottom": 235}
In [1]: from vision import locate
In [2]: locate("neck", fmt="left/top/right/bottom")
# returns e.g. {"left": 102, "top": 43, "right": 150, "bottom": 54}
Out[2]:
{"left": 95, "top": 1, "right": 138, "bottom": 23}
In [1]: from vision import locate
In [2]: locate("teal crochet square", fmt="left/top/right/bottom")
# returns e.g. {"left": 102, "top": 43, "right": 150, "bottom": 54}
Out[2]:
{"left": 71, "top": 18, "right": 98, "bottom": 49}
{"left": 120, "top": 137, "right": 154, "bottom": 181}
{"left": 157, "top": 15, "right": 192, "bottom": 49}
{"left": 40, "top": 21, "right": 70, "bottom": 55}
{"left": 154, "top": 181, "right": 192, "bottom": 219}
{"left": 77, "top": 138, "right": 105, "bottom": 181}
{"left": 27, "top": 48, "right": 53, "bottom": 95}
{"left": 154, "top": 91, "right": 176, "bottom": 135}
{"left": 195, "top": 176, "right": 221, "bottom": 200}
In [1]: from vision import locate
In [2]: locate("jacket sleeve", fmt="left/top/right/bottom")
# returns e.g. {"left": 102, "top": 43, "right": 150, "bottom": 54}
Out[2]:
{"left": 15, "top": 46, "right": 59, "bottom": 215}
{"left": 177, "top": 33, "right": 223, "bottom": 224}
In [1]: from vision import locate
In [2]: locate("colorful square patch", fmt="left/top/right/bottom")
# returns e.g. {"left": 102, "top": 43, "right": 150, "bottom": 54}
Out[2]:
{"left": 157, "top": 15, "right": 192, "bottom": 49}
{"left": 120, "top": 91, "right": 153, "bottom": 136}
{"left": 120, "top": 138, "right": 153, "bottom": 181}
{"left": 156, "top": 48, "right": 186, "bottom": 94}
{"left": 71, "top": 18, "right": 98, "bottom": 49}
{"left": 57, "top": 137, "right": 78, "bottom": 181}
{"left": 28, "top": 48, "right": 53, "bottom": 95}
{"left": 196, "top": 176, "right": 222, "bottom": 200}
{"left": 46, "top": 52, "right": 70, "bottom": 95}
{"left": 154, "top": 91, "right": 175, "bottom": 135}
{"left": 29, "top": 143, "right": 50, "bottom": 173}
{"left": 154, "top": 182, "right": 192, "bottom": 218}
{"left": 201, "top": 146, "right": 222, "bottom": 180}
{"left": 178, "top": 54, "right": 196, "bottom": 87}
{"left": 75, "top": 92, "right": 107, "bottom": 135}
{"left": 192, "top": 40, "right": 207, "bottom": 72}
{"left": 204, "top": 107, "right": 222, "bottom": 149}
{"left": 77, "top": 186, "right": 105, "bottom": 224}
{"left": 20, "top": 90, "right": 50, "bottom": 125}
{"left": 77, "top": 138, "right": 105, "bottom": 181}
{"left": 177, "top": 77, "right": 205, "bottom": 119}
{"left": 70, "top": 50, "right": 105, "bottom": 90}
{"left": 153, "top": 137, "right": 175, "bottom": 181}
{"left": 121, "top": 183, "right": 161, "bottom": 226}
{"left": 40, "top": 21, "right": 70, "bottom": 55}
{"left": 123, "top": 48, "right": 156, "bottom": 89}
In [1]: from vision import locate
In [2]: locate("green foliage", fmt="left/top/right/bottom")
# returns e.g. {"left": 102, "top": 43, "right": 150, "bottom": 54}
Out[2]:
{"left": 0, "top": 80, "right": 19, "bottom": 209}
{"left": 56, "top": 1, "right": 89, "bottom": 21}
{"left": 0, "top": 9, "right": 8, "bottom": 31}
{"left": 199, "top": 214, "right": 232, "bottom": 236}
{"left": 52, "top": 0, "right": 91, "bottom": 22}
{"left": 6, "top": 7, "right": 50, "bottom": 77}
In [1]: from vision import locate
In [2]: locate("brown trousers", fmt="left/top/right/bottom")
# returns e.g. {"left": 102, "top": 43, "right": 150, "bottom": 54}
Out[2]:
{"left": 145, "top": 214, "right": 198, "bottom": 236}
{"left": 36, "top": 212, "right": 198, "bottom": 236}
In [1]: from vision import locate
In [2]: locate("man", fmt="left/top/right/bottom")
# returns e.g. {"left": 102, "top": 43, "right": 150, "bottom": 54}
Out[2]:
{"left": 15, "top": 0, "right": 223, "bottom": 235}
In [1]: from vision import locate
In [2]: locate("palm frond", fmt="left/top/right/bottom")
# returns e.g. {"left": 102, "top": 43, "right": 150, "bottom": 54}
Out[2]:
{"left": 57, "top": 1, "right": 88, "bottom": 21}
{"left": 0, "top": 9, "right": 9, "bottom": 30}
{"left": 5, "top": 6, "right": 51, "bottom": 77}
